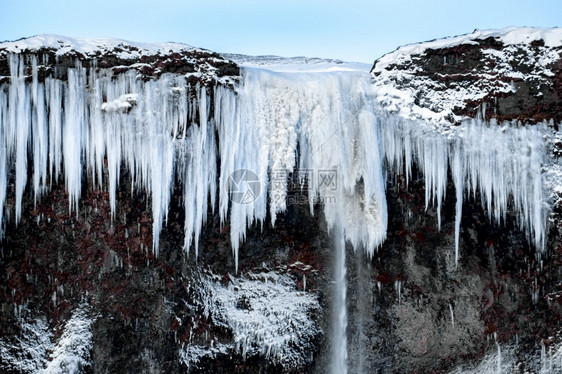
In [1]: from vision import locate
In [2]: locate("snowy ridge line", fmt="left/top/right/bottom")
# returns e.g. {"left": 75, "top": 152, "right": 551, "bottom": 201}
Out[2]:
{"left": 0, "top": 35, "right": 241, "bottom": 88}
{"left": 222, "top": 53, "right": 371, "bottom": 72}
{"left": 0, "top": 34, "right": 199, "bottom": 58}
{"left": 373, "top": 27, "right": 562, "bottom": 73}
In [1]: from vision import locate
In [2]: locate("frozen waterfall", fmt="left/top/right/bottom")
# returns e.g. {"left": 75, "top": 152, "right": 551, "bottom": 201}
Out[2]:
{"left": 0, "top": 53, "right": 549, "bottom": 269}
{"left": 0, "top": 50, "right": 554, "bottom": 374}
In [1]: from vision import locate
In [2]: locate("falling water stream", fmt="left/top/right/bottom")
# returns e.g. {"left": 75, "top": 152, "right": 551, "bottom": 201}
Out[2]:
{"left": 331, "top": 226, "right": 348, "bottom": 374}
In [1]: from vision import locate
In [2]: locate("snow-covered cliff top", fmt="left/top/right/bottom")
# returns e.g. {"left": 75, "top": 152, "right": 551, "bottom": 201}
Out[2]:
{"left": 372, "top": 27, "right": 562, "bottom": 125}
{"left": 222, "top": 53, "right": 371, "bottom": 72}
{"left": 0, "top": 35, "right": 240, "bottom": 85}
{"left": 0, "top": 34, "right": 198, "bottom": 58}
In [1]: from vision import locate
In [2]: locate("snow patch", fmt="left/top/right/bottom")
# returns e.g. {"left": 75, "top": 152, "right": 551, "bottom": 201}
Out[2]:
{"left": 0, "top": 304, "right": 93, "bottom": 373}
{"left": 44, "top": 306, "right": 93, "bottom": 374}
{"left": 372, "top": 27, "right": 562, "bottom": 126}
{"left": 181, "top": 270, "right": 320, "bottom": 370}
{"left": 0, "top": 315, "right": 53, "bottom": 372}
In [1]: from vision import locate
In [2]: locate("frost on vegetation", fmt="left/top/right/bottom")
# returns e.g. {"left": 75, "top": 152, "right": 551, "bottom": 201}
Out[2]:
{"left": 180, "top": 270, "right": 320, "bottom": 370}
{"left": 0, "top": 304, "right": 93, "bottom": 374}
{"left": 44, "top": 306, "right": 94, "bottom": 374}
{"left": 448, "top": 344, "right": 518, "bottom": 374}
{"left": 178, "top": 343, "right": 230, "bottom": 372}
{"left": 0, "top": 315, "right": 53, "bottom": 372}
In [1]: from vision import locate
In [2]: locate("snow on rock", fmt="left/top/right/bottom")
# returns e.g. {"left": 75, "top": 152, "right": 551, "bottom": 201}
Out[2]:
{"left": 180, "top": 270, "right": 320, "bottom": 370}
{"left": 44, "top": 306, "right": 94, "bottom": 374}
{"left": 0, "top": 35, "right": 199, "bottom": 58}
{"left": 0, "top": 304, "right": 93, "bottom": 373}
{"left": 0, "top": 35, "right": 239, "bottom": 86}
{"left": 372, "top": 27, "right": 562, "bottom": 126}
{"left": 0, "top": 314, "right": 53, "bottom": 372}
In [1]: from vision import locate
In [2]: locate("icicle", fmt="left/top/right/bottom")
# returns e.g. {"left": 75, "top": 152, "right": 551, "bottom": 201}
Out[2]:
{"left": 451, "top": 138, "right": 464, "bottom": 267}
{"left": 8, "top": 54, "right": 31, "bottom": 224}
{"left": 30, "top": 56, "right": 48, "bottom": 205}
{"left": 63, "top": 63, "right": 87, "bottom": 214}
{"left": 213, "top": 68, "right": 387, "bottom": 270}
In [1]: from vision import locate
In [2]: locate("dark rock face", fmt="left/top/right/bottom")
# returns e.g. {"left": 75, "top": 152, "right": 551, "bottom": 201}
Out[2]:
{"left": 0, "top": 38, "right": 239, "bottom": 85}
{"left": 372, "top": 30, "right": 562, "bottom": 124}
{"left": 344, "top": 168, "right": 562, "bottom": 373}
{"left": 421, "top": 39, "right": 561, "bottom": 122}
{"left": 2, "top": 162, "right": 559, "bottom": 373}
{"left": 0, "top": 169, "right": 329, "bottom": 373}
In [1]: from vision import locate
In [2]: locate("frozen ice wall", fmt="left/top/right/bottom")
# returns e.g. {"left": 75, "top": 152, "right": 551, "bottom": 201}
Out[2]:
{"left": 0, "top": 54, "right": 388, "bottom": 269}
{"left": 215, "top": 67, "right": 388, "bottom": 268}
{"left": 0, "top": 51, "right": 550, "bottom": 269}
{"left": 0, "top": 54, "right": 215, "bottom": 257}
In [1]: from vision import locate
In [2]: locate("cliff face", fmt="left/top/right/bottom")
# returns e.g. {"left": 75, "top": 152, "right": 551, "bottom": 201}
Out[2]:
{"left": 372, "top": 27, "right": 562, "bottom": 124}
{"left": 0, "top": 29, "right": 561, "bottom": 374}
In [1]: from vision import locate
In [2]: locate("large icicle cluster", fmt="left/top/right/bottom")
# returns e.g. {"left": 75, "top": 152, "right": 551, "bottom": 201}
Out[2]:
{"left": 0, "top": 53, "right": 215, "bottom": 256}
{"left": 0, "top": 36, "right": 553, "bottom": 270}
{"left": 372, "top": 27, "right": 559, "bottom": 264}
{"left": 381, "top": 112, "right": 548, "bottom": 264}
{"left": 0, "top": 51, "right": 388, "bottom": 269}
{"left": 216, "top": 68, "right": 388, "bottom": 268}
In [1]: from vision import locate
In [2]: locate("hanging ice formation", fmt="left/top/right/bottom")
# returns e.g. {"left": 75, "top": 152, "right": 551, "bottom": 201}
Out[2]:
{"left": 381, "top": 112, "right": 547, "bottom": 264}
{"left": 0, "top": 47, "right": 549, "bottom": 269}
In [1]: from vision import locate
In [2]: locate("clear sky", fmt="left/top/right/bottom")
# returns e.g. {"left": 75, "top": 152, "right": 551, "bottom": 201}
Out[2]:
{"left": 1, "top": 0, "right": 560, "bottom": 63}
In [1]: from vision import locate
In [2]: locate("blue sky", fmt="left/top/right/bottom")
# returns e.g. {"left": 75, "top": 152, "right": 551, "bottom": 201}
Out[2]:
{"left": 1, "top": 0, "right": 560, "bottom": 62}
